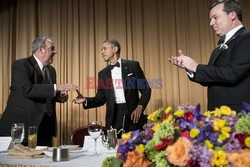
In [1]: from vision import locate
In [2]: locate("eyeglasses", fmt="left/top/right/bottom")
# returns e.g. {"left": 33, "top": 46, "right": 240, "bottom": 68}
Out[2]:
{"left": 42, "top": 46, "right": 56, "bottom": 53}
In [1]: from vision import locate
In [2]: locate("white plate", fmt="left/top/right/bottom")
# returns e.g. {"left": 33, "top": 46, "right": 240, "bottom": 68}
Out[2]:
{"left": 60, "top": 145, "right": 80, "bottom": 150}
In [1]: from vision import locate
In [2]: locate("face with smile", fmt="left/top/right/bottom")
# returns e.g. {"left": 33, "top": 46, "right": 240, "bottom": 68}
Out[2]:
{"left": 101, "top": 42, "right": 119, "bottom": 64}
{"left": 41, "top": 39, "right": 57, "bottom": 65}
{"left": 209, "top": 3, "right": 236, "bottom": 37}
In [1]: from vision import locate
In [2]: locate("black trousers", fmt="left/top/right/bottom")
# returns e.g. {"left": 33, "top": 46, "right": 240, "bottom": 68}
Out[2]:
{"left": 37, "top": 113, "right": 55, "bottom": 147}
{"left": 112, "top": 103, "right": 129, "bottom": 133}
{"left": 112, "top": 103, "right": 147, "bottom": 138}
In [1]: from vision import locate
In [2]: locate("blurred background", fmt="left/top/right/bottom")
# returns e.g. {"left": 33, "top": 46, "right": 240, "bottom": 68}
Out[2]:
{"left": 1, "top": 0, "right": 250, "bottom": 145}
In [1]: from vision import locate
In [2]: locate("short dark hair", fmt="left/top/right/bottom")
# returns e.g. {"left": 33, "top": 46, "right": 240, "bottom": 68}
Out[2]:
{"left": 103, "top": 39, "right": 121, "bottom": 54}
{"left": 210, "top": 0, "right": 242, "bottom": 22}
{"left": 32, "top": 36, "right": 52, "bottom": 54}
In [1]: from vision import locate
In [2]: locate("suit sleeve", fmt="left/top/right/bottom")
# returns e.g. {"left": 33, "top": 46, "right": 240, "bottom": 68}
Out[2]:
{"left": 191, "top": 33, "right": 250, "bottom": 85}
{"left": 12, "top": 60, "right": 54, "bottom": 98}
{"left": 134, "top": 61, "right": 151, "bottom": 110}
{"left": 83, "top": 72, "right": 106, "bottom": 109}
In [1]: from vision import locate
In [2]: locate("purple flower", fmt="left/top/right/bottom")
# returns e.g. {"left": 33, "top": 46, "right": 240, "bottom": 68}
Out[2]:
{"left": 117, "top": 130, "right": 143, "bottom": 161}
{"left": 222, "top": 115, "right": 238, "bottom": 131}
{"left": 194, "top": 104, "right": 201, "bottom": 117}
{"left": 207, "top": 132, "right": 218, "bottom": 143}
{"left": 196, "top": 130, "right": 206, "bottom": 142}
{"left": 189, "top": 144, "right": 213, "bottom": 167}
{"left": 224, "top": 132, "right": 242, "bottom": 152}
{"left": 178, "top": 118, "right": 196, "bottom": 130}
{"left": 242, "top": 102, "right": 250, "bottom": 111}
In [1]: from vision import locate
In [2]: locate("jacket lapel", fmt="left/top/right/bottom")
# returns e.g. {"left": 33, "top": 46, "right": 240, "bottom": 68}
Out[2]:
{"left": 121, "top": 59, "right": 127, "bottom": 94}
{"left": 209, "top": 27, "right": 246, "bottom": 65}
{"left": 103, "top": 66, "right": 115, "bottom": 100}
{"left": 28, "top": 56, "right": 44, "bottom": 83}
{"left": 208, "top": 47, "right": 223, "bottom": 65}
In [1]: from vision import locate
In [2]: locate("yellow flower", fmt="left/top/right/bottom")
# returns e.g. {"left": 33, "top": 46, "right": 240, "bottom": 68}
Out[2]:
{"left": 165, "top": 107, "right": 172, "bottom": 114}
{"left": 137, "top": 144, "right": 145, "bottom": 153}
{"left": 148, "top": 110, "right": 157, "bottom": 121}
{"left": 211, "top": 150, "right": 228, "bottom": 166}
{"left": 122, "top": 132, "right": 131, "bottom": 140}
{"left": 218, "top": 131, "right": 230, "bottom": 142}
{"left": 245, "top": 137, "right": 250, "bottom": 148}
{"left": 190, "top": 128, "right": 199, "bottom": 138}
{"left": 213, "top": 119, "right": 226, "bottom": 131}
{"left": 204, "top": 140, "right": 213, "bottom": 149}
{"left": 174, "top": 109, "right": 184, "bottom": 117}
{"left": 220, "top": 106, "right": 233, "bottom": 116}
{"left": 232, "top": 110, "right": 237, "bottom": 115}
{"left": 213, "top": 108, "right": 222, "bottom": 117}
{"left": 203, "top": 111, "right": 211, "bottom": 118}
{"left": 163, "top": 115, "right": 173, "bottom": 123}
{"left": 221, "top": 126, "right": 231, "bottom": 133}
{"left": 152, "top": 123, "right": 160, "bottom": 132}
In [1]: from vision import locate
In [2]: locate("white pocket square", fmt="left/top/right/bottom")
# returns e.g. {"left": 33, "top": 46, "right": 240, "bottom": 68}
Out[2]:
{"left": 127, "top": 73, "right": 133, "bottom": 76}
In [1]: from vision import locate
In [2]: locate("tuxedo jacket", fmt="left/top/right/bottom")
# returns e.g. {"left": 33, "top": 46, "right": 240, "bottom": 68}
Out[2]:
{"left": 83, "top": 59, "right": 151, "bottom": 129}
{"left": 0, "top": 56, "right": 60, "bottom": 142}
{"left": 190, "top": 27, "right": 250, "bottom": 111}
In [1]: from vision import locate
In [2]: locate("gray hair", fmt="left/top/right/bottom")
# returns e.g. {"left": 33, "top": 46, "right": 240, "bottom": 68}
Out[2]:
{"left": 31, "top": 36, "right": 52, "bottom": 54}
{"left": 103, "top": 39, "right": 121, "bottom": 54}
{"left": 210, "top": 0, "right": 242, "bottom": 22}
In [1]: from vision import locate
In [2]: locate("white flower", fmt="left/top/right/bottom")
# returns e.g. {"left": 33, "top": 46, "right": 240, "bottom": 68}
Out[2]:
{"left": 220, "top": 44, "right": 228, "bottom": 50}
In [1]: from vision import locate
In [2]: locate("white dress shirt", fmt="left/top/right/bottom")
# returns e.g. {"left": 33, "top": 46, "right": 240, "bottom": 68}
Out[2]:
{"left": 33, "top": 55, "right": 56, "bottom": 94}
{"left": 111, "top": 58, "right": 126, "bottom": 104}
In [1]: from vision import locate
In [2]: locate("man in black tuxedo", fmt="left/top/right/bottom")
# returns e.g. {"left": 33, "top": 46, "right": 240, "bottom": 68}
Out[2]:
{"left": 0, "top": 36, "right": 79, "bottom": 146}
{"left": 73, "top": 39, "right": 151, "bottom": 133}
{"left": 169, "top": 0, "right": 250, "bottom": 112}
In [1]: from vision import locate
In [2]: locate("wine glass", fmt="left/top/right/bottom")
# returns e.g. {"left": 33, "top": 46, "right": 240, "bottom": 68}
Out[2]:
{"left": 88, "top": 121, "right": 102, "bottom": 156}
{"left": 11, "top": 123, "right": 25, "bottom": 144}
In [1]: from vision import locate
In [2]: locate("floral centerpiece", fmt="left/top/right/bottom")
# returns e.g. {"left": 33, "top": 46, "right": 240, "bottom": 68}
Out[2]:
{"left": 102, "top": 103, "right": 250, "bottom": 167}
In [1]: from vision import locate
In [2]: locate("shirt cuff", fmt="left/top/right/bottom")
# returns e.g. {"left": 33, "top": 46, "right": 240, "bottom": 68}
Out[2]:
{"left": 84, "top": 99, "right": 87, "bottom": 106}
{"left": 54, "top": 84, "right": 57, "bottom": 96}
{"left": 186, "top": 71, "right": 194, "bottom": 78}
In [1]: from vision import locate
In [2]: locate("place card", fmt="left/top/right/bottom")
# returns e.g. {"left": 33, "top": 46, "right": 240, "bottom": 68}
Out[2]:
{"left": 0, "top": 137, "right": 13, "bottom": 152}
{"left": 83, "top": 136, "right": 105, "bottom": 151}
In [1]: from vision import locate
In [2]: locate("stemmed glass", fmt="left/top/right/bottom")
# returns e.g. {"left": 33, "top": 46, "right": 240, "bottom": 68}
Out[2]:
{"left": 88, "top": 121, "right": 102, "bottom": 156}
{"left": 11, "top": 123, "right": 25, "bottom": 144}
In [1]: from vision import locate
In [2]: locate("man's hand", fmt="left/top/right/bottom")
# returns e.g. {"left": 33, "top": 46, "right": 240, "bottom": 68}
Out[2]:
{"left": 59, "top": 91, "right": 69, "bottom": 103}
{"left": 71, "top": 90, "right": 86, "bottom": 104}
{"left": 131, "top": 105, "right": 143, "bottom": 123}
{"left": 168, "top": 50, "right": 198, "bottom": 72}
{"left": 56, "top": 84, "right": 79, "bottom": 92}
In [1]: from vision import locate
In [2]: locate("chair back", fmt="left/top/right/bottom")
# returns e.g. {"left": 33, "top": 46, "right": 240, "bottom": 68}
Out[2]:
{"left": 71, "top": 126, "right": 106, "bottom": 147}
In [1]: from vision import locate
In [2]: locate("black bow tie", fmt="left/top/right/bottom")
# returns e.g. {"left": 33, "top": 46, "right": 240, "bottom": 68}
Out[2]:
{"left": 110, "top": 62, "right": 120, "bottom": 70}
{"left": 217, "top": 36, "right": 225, "bottom": 45}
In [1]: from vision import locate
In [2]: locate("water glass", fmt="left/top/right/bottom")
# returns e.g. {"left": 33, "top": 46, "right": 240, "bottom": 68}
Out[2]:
{"left": 88, "top": 121, "right": 102, "bottom": 156}
{"left": 28, "top": 126, "right": 37, "bottom": 148}
{"left": 11, "top": 123, "right": 25, "bottom": 144}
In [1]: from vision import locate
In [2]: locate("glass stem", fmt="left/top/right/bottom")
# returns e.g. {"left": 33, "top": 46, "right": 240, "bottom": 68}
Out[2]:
{"left": 94, "top": 138, "right": 97, "bottom": 155}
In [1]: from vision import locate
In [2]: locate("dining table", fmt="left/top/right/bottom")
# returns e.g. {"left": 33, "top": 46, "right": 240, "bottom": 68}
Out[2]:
{"left": 0, "top": 148, "right": 116, "bottom": 167}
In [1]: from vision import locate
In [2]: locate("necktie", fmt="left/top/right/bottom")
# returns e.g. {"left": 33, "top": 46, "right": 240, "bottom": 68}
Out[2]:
{"left": 110, "top": 62, "right": 120, "bottom": 70}
{"left": 42, "top": 66, "right": 53, "bottom": 116}
{"left": 217, "top": 36, "right": 225, "bottom": 45}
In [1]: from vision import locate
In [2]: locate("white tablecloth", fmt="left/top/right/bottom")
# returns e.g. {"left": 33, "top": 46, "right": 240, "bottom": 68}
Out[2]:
{"left": 0, "top": 149, "right": 116, "bottom": 167}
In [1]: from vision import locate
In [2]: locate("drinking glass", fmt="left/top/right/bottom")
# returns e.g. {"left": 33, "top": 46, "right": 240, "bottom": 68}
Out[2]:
{"left": 28, "top": 126, "right": 37, "bottom": 148}
{"left": 88, "top": 121, "right": 102, "bottom": 156}
{"left": 11, "top": 123, "right": 25, "bottom": 144}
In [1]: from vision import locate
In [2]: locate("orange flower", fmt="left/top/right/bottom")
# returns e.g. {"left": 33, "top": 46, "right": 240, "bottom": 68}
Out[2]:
{"left": 227, "top": 149, "right": 250, "bottom": 167}
{"left": 123, "top": 148, "right": 151, "bottom": 167}
{"left": 165, "top": 137, "right": 192, "bottom": 166}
